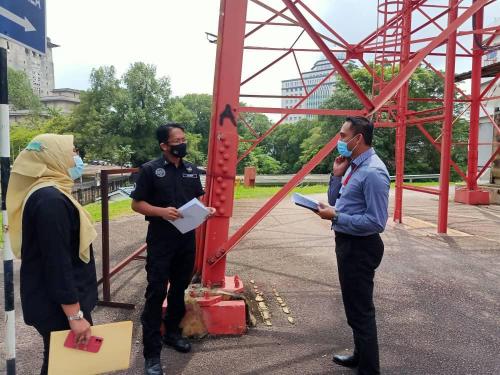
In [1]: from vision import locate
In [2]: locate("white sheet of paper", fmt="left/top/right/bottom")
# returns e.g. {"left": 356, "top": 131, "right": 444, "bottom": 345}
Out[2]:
{"left": 168, "top": 198, "right": 210, "bottom": 233}
{"left": 291, "top": 192, "right": 320, "bottom": 212}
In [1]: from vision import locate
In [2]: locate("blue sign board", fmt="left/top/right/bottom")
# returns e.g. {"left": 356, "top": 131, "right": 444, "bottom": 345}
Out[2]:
{"left": 0, "top": 0, "right": 46, "bottom": 54}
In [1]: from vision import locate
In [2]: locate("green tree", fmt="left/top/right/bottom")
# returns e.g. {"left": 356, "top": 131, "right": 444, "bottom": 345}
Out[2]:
{"left": 70, "top": 63, "right": 172, "bottom": 166}
{"left": 7, "top": 68, "right": 42, "bottom": 111}
{"left": 120, "top": 62, "right": 171, "bottom": 165}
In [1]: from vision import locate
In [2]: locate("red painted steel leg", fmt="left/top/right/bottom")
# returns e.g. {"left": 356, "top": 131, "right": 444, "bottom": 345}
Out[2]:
{"left": 437, "top": 0, "right": 459, "bottom": 234}
{"left": 197, "top": 0, "right": 247, "bottom": 335}
{"left": 454, "top": 5, "right": 489, "bottom": 205}
{"left": 394, "top": 0, "right": 412, "bottom": 223}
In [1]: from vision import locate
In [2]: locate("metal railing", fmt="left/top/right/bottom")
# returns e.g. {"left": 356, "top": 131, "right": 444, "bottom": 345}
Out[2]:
{"left": 227, "top": 173, "right": 441, "bottom": 186}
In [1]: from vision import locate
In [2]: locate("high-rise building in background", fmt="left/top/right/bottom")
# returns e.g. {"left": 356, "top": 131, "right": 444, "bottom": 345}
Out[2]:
{"left": 3, "top": 37, "right": 81, "bottom": 120}
{"left": 6, "top": 37, "right": 57, "bottom": 97}
{"left": 281, "top": 53, "right": 345, "bottom": 123}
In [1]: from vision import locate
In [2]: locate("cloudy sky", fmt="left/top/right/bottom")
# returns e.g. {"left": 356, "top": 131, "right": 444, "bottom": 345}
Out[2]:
{"left": 46, "top": 0, "right": 499, "bottom": 104}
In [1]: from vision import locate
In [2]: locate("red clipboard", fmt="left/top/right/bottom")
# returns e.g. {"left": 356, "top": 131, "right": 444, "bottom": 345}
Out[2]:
{"left": 64, "top": 331, "right": 104, "bottom": 353}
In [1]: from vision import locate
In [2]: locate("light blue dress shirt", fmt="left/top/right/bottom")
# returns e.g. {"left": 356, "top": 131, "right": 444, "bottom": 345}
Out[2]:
{"left": 328, "top": 148, "right": 390, "bottom": 236}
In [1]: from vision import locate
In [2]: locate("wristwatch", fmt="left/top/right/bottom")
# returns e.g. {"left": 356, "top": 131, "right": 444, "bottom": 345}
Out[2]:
{"left": 67, "top": 310, "right": 84, "bottom": 321}
{"left": 332, "top": 211, "right": 339, "bottom": 225}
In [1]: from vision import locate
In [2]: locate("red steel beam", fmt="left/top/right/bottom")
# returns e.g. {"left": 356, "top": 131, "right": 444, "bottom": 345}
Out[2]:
{"left": 476, "top": 147, "right": 500, "bottom": 181}
{"left": 437, "top": 0, "right": 459, "bottom": 234}
{"left": 238, "top": 107, "right": 364, "bottom": 116}
{"left": 241, "top": 50, "right": 292, "bottom": 86}
{"left": 479, "top": 74, "right": 500, "bottom": 100}
{"left": 245, "top": 1, "right": 298, "bottom": 39}
{"left": 394, "top": 0, "right": 413, "bottom": 223}
{"left": 416, "top": 124, "right": 467, "bottom": 181}
{"left": 402, "top": 184, "right": 441, "bottom": 195}
{"left": 370, "top": 0, "right": 489, "bottom": 115}
{"left": 282, "top": 0, "right": 375, "bottom": 112}
{"left": 237, "top": 66, "right": 343, "bottom": 163}
{"left": 423, "top": 59, "right": 471, "bottom": 100}
{"left": 466, "top": 6, "right": 484, "bottom": 192}
{"left": 295, "top": 0, "right": 350, "bottom": 48}
{"left": 202, "top": 0, "right": 248, "bottom": 287}
{"left": 416, "top": 6, "right": 472, "bottom": 57}
{"left": 292, "top": 51, "right": 309, "bottom": 95}
{"left": 251, "top": 0, "right": 346, "bottom": 48}
{"left": 207, "top": 134, "right": 341, "bottom": 267}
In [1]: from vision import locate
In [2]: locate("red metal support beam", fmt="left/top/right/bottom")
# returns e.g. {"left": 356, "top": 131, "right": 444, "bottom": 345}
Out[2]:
{"left": 238, "top": 107, "right": 364, "bottom": 116}
{"left": 466, "top": 6, "right": 484, "bottom": 192}
{"left": 437, "top": 0, "right": 458, "bottom": 234}
{"left": 207, "top": 135, "right": 341, "bottom": 267}
{"left": 241, "top": 50, "right": 292, "bottom": 86}
{"left": 476, "top": 146, "right": 500, "bottom": 181}
{"left": 251, "top": 0, "right": 345, "bottom": 48}
{"left": 245, "top": 2, "right": 298, "bottom": 39}
{"left": 282, "top": 0, "right": 375, "bottom": 112}
{"left": 394, "top": 0, "right": 413, "bottom": 223}
{"left": 416, "top": 6, "right": 472, "bottom": 57}
{"left": 292, "top": 51, "right": 309, "bottom": 95}
{"left": 480, "top": 74, "right": 500, "bottom": 100}
{"left": 202, "top": 0, "right": 248, "bottom": 287}
{"left": 416, "top": 124, "right": 467, "bottom": 181}
{"left": 402, "top": 184, "right": 441, "bottom": 195}
{"left": 295, "top": 0, "right": 350, "bottom": 48}
{"left": 370, "top": 0, "right": 489, "bottom": 115}
{"left": 237, "top": 66, "right": 345, "bottom": 163}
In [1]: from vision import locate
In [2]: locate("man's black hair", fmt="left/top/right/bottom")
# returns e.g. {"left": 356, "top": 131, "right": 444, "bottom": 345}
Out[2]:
{"left": 345, "top": 116, "right": 374, "bottom": 146}
{"left": 156, "top": 123, "right": 185, "bottom": 144}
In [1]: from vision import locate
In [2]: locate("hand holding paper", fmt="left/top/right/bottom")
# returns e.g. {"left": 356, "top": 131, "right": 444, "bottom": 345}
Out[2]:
{"left": 291, "top": 192, "right": 320, "bottom": 212}
{"left": 167, "top": 198, "right": 211, "bottom": 234}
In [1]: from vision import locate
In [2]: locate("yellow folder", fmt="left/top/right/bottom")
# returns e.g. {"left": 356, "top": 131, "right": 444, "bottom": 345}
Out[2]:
{"left": 48, "top": 321, "right": 133, "bottom": 375}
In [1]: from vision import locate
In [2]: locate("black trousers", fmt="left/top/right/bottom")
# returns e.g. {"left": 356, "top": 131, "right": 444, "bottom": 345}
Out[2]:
{"left": 335, "top": 231, "right": 384, "bottom": 375}
{"left": 142, "top": 223, "right": 196, "bottom": 359}
{"left": 33, "top": 309, "right": 93, "bottom": 375}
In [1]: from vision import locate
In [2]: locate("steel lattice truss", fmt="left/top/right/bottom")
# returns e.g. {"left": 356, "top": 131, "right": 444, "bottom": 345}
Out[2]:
{"left": 196, "top": 0, "right": 500, "bottom": 287}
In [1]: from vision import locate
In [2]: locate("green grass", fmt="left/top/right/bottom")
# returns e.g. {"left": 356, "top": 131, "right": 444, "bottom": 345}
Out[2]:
{"left": 85, "top": 199, "right": 136, "bottom": 223}
{"left": 234, "top": 184, "right": 329, "bottom": 199}
{"left": 0, "top": 182, "right": 444, "bottom": 234}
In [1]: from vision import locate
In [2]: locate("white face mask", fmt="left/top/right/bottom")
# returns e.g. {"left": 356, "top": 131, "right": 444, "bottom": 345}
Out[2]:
{"left": 68, "top": 155, "right": 84, "bottom": 180}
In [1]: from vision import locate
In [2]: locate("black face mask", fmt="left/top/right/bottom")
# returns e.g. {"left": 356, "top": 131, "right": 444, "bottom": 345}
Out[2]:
{"left": 169, "top": 143, "right": 187, "bottom": 158}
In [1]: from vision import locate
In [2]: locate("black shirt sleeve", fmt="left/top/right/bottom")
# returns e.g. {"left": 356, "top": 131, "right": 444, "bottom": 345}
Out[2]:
{"left": 194, "top": 166, "right": 205, "bottom": 198}
{"left": 130, "top": 164, "right": 153, "bottom": 201}
{"left": 35, "top": 195, "right": 79, "bottom": 305}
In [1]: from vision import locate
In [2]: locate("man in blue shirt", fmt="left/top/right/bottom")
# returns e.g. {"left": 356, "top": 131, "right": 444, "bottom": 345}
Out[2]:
{"left": 317, "top": 116, "right": 390, "bottom": 375}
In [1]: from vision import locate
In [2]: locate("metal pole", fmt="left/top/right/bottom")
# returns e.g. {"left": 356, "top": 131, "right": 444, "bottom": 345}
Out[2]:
{"left": 201, "top": 0, "right": 248, "bottom": 287}
{"left": 100, "top": 171, "right": 110, "bottom": 301}
{"left": 1, "top": 46, "right": 16, "bottom": 374}
{"left": 394, "top": 0, "right": 412, "bottom": 223}
{"left": 467, "top": 6, "right": 483, "bottom": 190}
{"left": 437, "top": 0, "right": 459, "bottom": 233}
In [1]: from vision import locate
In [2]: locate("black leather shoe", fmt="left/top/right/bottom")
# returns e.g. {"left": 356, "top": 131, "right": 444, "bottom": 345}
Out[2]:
{"left": 332, "top": 354, "right": 359, "bottom": 368}
{"left": 145, "top": 357, "right": 164, "bottom": 375}
{"left": 162, "top": 332, "right": 192, "bottom": 353}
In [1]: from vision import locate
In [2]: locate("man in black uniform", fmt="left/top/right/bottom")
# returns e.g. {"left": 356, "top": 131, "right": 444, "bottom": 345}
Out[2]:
{"left": 131, "top": 123, "right": 215, "bottom": 375}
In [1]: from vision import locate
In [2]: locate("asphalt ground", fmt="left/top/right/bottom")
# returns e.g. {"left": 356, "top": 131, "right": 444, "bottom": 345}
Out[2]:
{"left": 1, "top": 187, "right": 499, "bottom": 374}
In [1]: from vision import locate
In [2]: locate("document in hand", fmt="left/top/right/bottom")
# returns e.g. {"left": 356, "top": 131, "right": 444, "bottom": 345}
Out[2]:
{"left": 291, "top": 192, "right": 320, "bottom": 212}
{"left": 48, "top": 321, "right": 133, "bottom": 375}
{"left": 168, "top": 198, "right": 210, "bottom": 234}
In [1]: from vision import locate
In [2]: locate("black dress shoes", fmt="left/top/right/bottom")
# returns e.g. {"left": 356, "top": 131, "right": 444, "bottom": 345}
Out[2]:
{"left": 162, "top": 332, "right": 192, "bottom": 353}
{"left": 332, "top": 353, "right": 359, "bottom": 368}
{"left": 145, "top": 357, "right": 164, "bottom": 375}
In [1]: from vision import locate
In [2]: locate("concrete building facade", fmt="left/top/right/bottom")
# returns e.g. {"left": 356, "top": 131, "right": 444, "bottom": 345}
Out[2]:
{"left": 478, "top": 19, "right": 500, "bottom": 185}
{"left": 281, "top": 54, "right": 345, "bottom": 123}
{"left": 6, "top": 37, "right": 58, "bottom": 97}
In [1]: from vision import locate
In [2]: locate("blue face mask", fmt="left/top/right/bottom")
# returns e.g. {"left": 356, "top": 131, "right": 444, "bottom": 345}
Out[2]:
{"left": 68, "top": 155, "right": 84, "bottom": 180}
{"left": 337, "top": 135, "right": 360, "bottom": 158}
